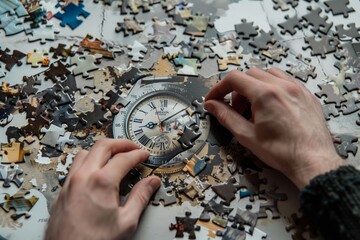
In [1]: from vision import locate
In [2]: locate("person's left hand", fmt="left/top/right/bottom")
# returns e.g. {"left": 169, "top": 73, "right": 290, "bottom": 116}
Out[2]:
{"left": 45, "top": 139, "right": 161, "bottom": 240}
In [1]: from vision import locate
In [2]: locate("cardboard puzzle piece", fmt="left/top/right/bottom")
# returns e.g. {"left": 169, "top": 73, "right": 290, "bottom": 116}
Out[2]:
{"left": 70, "top": 55, "right": 99, "bottom": 77}
{"left": 148, "top": 17, "right": 176, "bottom": 46}
{"left": 211, "top": 178, "right": 240, "bottom": 206}
{"left": 272, "top": 0, "right": 298, "bottom": 11}
{"left": 179, "top": 176, "right": 210, "bottom": 201}
{"left": 301, "top": 6, "right": 333, "bottom": 35}
{"left": 217, "top": 53, "right": 243, "bottom": 71}
{"left": 27, "top": 24, "right": 60, "bottom": 44}
{"left": 229, "top": 206, "right": 258, "bottom": 235}
{"left": 235, "top": 19, "right": 258, "bottom": 40}
{"left": 0, "top": 13, "right": 23, "bottom": 36}
{"left": 115, "top": 16, "right": 144, "bottom": 36}
{"left": 183, "top": 154, "right": 209, "bottom": 177}
{"left": 163, "top": 45, "right": 182, "bottom": 60}
{"left": 334, "top": 134, "right": 358, "bottom": 158}
{"left": 44, "top": 61, "right": 71, "bottom": 82}
{"left": 54, "top": 2, "right": 90, "bottom": 29}
{"left": 50, "top": 43, "right": 74, "bottom": 60}
{"left": 26, "top": 49, "right": 50, "bottom": 67}
{"left": 184, "top": 12, "right": 213, "bottom": 37}
{"left": 173, "top": 55, "right": 201, "bottom": 76}
{"left": 286, "top": 60, "right": 317, "bottom": 83}
{"left": 169, "top": 211, "right": 201, "bottom": 239}
{"left": 199, "top": 197, "right": 233, "bottom": 228}
{"left": 0, "top": 0, "right": 28, "bottom": 16}
{"left": 335, "top": 23, "right": 360, "bottom": 41}
{"left": 315, "top": 83, "right": 346, "bottom": 107}
{"left": 40, "top": 124, "right": 66, "bottom": 149}
{"left": 0, "top": 48, "right": 26, "bottom": 71}
{"left": 152, "top": 182, "right": 176, "bottom": 206}
{"left": 127, "top": 40, "right": 147, "bottom": 62}
{"left": 76, "top": 34, "right": 114, "bottom": 59}
{"left": 0, "top": 164, "right": 24, "bottom": 188}
{"left": 303, "top": 35, "right": 339, "bottom": 58}
{"left": 258, "top": 187, "right": 287, "bottom": 219}
{"left": 249, "top": 30, "right": 276, "bottom": 54}
{"left": 324, "top": 0, "right": 354, "bottom": 18}
{"left": 0, "top": 191, "right": 39, "bottom": 220}
{"left": 278, "top": 15, "right": 302, "bottom": 35}
{"left": 0, "top": 142, "right": 30, "bottom": 164}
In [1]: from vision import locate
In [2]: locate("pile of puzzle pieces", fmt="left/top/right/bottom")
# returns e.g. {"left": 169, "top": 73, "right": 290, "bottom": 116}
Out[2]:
{"left": 0, "top": 0, "right": 360, "bottom": 239}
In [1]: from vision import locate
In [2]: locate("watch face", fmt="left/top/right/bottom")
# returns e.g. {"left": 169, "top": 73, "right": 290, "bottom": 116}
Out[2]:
{"left": 113, "top": 81, "right": 210, "bottom": 168}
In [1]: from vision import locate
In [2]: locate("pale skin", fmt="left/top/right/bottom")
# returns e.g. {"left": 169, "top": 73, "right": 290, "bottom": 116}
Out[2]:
{"left": 46, "top": 68, "right": 344, "bottom": 239}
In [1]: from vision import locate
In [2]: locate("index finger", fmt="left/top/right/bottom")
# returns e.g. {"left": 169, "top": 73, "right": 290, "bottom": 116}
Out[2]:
{"left": 205, "top": 70, "right": 266, "bottom": 102}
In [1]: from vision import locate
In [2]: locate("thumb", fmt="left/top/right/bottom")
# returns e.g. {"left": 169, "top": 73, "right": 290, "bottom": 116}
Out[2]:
{"left": 122, "top": 176, "right": 161, "bottom": 220}
{"left": 205, "top": 99, "right": 254, "bottom": 145}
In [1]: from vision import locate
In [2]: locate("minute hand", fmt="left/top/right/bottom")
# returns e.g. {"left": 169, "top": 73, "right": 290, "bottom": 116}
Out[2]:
{"left": 160, "top": 108, "right": 187, "bottom": 124}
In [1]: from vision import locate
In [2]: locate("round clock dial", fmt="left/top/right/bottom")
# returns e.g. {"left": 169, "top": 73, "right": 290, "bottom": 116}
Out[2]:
{"left": 126, "top": 93, "right": 190, "bottom": 155}
{"left": 113, "top": 82, "right": 210, "bottom": 168}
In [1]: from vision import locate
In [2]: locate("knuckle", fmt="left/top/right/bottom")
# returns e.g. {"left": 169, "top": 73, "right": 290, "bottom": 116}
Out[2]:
{"left": 91, "top": 171, "right": 113, "bottom": 188}
{"left": 285, "top": 82, "right": 303, "bottom": 96}
{"left": 246, "top": 67, "right": 259, "bottom": 75}
{"left": 96, "top": 138, "right": 111, "bottom": 146}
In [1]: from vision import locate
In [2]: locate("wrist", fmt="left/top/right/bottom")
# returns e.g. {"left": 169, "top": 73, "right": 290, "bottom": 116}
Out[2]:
{"left": 287, "top": 154, "right": 345, "bottom": 190}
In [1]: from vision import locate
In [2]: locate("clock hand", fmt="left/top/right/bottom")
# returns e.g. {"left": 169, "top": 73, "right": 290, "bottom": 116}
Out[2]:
{"left": 140, "top": 122, "right": 157, "bottom": 129}
{"left": 160, "top": 108, "right": 187, "bottom": 125}
{"left": 154, "top": 106, "right": 164, "bottom": 132}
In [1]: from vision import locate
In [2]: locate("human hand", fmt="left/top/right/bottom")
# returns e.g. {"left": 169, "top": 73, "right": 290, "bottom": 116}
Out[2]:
{"left": 45, "top": 139, "right": 161, "bottom": 240}
{"left": 205, "top": 68, "right": 344, "bottom": 189}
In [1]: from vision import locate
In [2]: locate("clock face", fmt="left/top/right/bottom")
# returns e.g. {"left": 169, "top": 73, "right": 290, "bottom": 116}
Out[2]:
{"left": 113, "top": 82, "right": 210, "bottom": 168}
{"left": 126, "top": 93, "right": 191, "bottom": 155}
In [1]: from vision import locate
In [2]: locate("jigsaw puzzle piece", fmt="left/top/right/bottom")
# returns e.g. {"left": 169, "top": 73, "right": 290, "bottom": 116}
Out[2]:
{"left": 0, "top": 191, "right": 39, "bottom": 220}
{"left": 115, "top": 16, "right": 144, "bottom": 36}
{"left": 0, "top": 13, "right": 24, "bottom": 36}
{"left": 303, "top": 36, "right": 339, "bottom": 58}
{"left": 315, "top": 83, "right": 346, "bottom": 107}
{"left": 70, "top": 55, "right": 99, "bottom": 77}
{"left": 0, "top": 0, "right": 27, "bottom": 16}
{"left": 0, "top": 164, "right": 24, "bottom": 188}
{"left": 127, "top": 40, "right": 147, "bottom": 62}
{"left": 183, "top": 154, "right": 208, "bottom": 177}
{"left": 0, "top": 142, "right": 30, "bottom": 164}
{"left": 199, "top": 197, "right": 233, "bottom": 228}
{"left": 324, "top": 0, "right": 354, "bottom": 18}
{"left": 26, "top": 49, "right": 50, "bottom": 67}
{"left": 334, "top": 134, "right": 358, "bottom": 158}
{"left": 217, "top": 53, "right": 243, "bottom": 71}
{"left": 211, "top": 178, "right": 239, "bottom": 206}
{"left": 169, "top": 211, "right": 200, "bottom": 239}
{"left": 54, "top": 2, "right": 90, "bottom": 29}
{"left": 152, "top": 182, "right": 176, "bottom": 206}
{"left": 173, "top": 55, "right": 201, "bottom": 76}
{"left": 0, "top": 48, "right": 26, "bottom": 71}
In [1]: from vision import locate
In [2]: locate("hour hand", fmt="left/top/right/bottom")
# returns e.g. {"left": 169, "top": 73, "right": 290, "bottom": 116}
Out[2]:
{"left": 140, "top": 121, "right": 157, "bottom": 129}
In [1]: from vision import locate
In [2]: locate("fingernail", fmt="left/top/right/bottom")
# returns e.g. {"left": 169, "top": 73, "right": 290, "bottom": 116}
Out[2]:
{"left": 149, "top": 177, "right": 161, "bottom": 191}
{"left": 204, "top": 101, "right": 213, "bottom": 113}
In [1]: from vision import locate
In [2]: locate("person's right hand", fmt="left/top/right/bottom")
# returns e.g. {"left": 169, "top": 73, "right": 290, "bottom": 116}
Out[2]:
{"left": 205, "top": 68, "right": 344, "bottom": 189}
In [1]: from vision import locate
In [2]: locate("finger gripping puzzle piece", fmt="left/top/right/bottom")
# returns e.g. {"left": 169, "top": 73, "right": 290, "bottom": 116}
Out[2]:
{"left": 54, "top": 2, "right": 90, "bottom": 30}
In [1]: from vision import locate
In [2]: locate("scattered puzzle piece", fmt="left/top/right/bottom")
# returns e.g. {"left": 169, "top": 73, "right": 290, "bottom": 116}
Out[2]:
{"left": 152, "top": 182, "right": 176, "bottom": 206}
{"left": 0, "top": 142, "right": 30, "bottom": 164}
{"left": 173, "top": 55, "right": 201, "bottom": 76}
{"left": 54, "top": 2, "right": 90, "bottom": 29}
{"left": 70, "top": 55, "right": 99, "bottom": 77}
{"left": 169, "top": 211, "right": 201, "bottom": 239}
{"left": 0, "top": 191, "right": 38, "bottom": 220}
{"left": 334, "top": 134, "right": 358, "bottom": 158}
{"left": 26, "top": 49, "right": 50, "bottom": 67}
{"left": 0, "top": 48, "right": 26, "bottom": 71}
{"left": 0, "top": 164, "right": 24, "bottom": 188}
